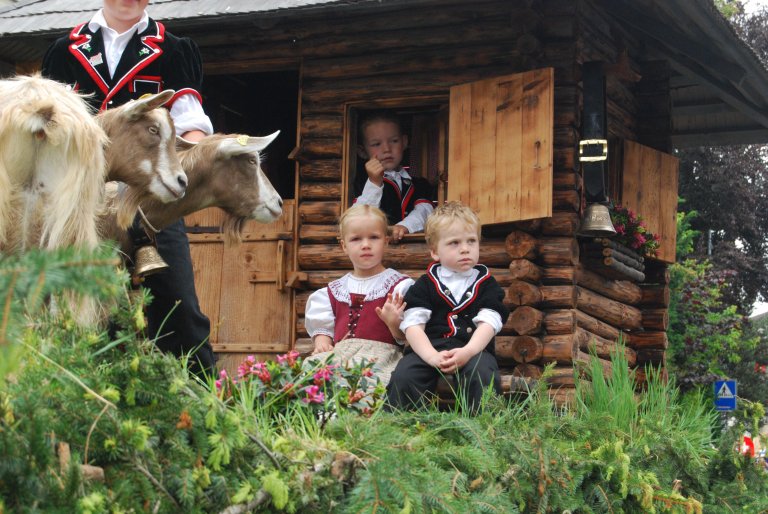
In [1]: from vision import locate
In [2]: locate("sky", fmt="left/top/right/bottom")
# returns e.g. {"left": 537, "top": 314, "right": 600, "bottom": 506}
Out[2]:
{"left": 745, "top": 0, "right": 768, "bottom": 13}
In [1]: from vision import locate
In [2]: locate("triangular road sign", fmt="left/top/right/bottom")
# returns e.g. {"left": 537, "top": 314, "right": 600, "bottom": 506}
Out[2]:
{"left": 717, "top": 382, "right": 735, "bottom": 398}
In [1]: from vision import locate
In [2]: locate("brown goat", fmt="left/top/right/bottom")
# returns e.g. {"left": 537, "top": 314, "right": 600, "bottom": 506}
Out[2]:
{"left": 102, "top": 132, "right": 282, "bottom": 249}
{"left": 98, "top": 90, "right": 189, "bottom": 229}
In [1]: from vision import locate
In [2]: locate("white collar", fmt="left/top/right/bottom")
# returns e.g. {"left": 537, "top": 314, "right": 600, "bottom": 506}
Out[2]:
{"left": 437, "top": 265, "right": 476, "bottom": 279}
{"left": 89, "top": 9, "right": 149, "bottom": 36}
{"left": 384, "top": 168, "right": 411, "bottom": 179}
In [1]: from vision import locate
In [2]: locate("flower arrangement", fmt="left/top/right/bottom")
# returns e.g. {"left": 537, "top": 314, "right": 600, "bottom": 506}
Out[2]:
{"left": 215, "top": 351, "right": 385, "bottom": 420}
{"left": 610, "top": 204, "right": 661, "bottom": 256}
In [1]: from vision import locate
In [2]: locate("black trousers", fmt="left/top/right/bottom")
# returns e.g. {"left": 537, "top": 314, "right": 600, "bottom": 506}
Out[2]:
{"left": 386, "top": 337, "right": 500, "bottom": 412}
{"left": 140, "top": 218, "right": 216, "bottom": 377}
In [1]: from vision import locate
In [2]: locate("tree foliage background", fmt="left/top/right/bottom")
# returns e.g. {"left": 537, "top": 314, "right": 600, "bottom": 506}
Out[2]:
{"left": 676, "top": 2, "right": 768, "bottom": 314}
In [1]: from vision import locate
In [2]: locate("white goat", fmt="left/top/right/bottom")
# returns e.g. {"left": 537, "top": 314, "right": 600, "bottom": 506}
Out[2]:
{"left": 0, "top": 75, "right": 107, "bottom": 253}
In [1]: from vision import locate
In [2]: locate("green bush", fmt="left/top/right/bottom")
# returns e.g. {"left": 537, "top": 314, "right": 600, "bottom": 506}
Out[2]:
{"left": 2, "top": 247, "right": 768, "bottom": 512}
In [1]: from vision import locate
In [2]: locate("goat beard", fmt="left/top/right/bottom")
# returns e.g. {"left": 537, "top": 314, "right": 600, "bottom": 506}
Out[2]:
{"left": 113, "top": 186, "right": 145, "bottom": 230}
{"left": 221, "top": 216, "right": 246, "bottom": 246}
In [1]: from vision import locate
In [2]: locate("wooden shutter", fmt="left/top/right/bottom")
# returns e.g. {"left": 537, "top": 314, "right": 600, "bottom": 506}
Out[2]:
{"left": 448, "top": 68, "right": 553, "bottom": 224}
{"left": 620, "top": 140, "right": 679, "bottom": 264}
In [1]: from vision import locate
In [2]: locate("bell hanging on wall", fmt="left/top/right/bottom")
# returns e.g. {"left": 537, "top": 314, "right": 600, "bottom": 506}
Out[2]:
{"left": 578, "top": 203, "right": 616, "bottom": 238}
{"left": 133, "top": 244, "right": 169, "bottom": 278}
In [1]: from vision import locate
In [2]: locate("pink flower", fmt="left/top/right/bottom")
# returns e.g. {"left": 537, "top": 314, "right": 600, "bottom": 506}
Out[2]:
{"left": 215, "top": 379, "right": 222, "bottom": 391}
{"left": 282, "top": 382, "right": 296, "bottom": 397}
{"left": 237, "top": 355, "right": 257, "bottom": 379}
{"left": 276, "top": 350, "right": 302, "bottom": 366}
{"left": 361, "top": 367, "right": 373, "bottom": 378}
{"left": 250, "top": 362, "right": 271, "bottom": 384}
{"left": 313, "top": 366, "right": 334, "bottom": 385}
{"left": 614, "top": 223, "right": 625, "bottom": 235}
{"left": 302, "top": 385, "right": 325, "bottom": 404}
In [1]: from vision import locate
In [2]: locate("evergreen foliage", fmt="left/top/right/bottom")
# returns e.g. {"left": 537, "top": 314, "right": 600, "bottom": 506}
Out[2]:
{"left": 1, "top": 247, "right": 768, "bottom": 512}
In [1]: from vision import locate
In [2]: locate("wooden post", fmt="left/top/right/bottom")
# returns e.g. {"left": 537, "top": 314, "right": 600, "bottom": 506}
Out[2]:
{"left": 507, "top": 306, "right": 545, "bottom": 335}
{"left": 508, "top": 259, "right": 542, "bottom": 283}
{"left": 496, "top": 335, "right": 543, "bottom": 363}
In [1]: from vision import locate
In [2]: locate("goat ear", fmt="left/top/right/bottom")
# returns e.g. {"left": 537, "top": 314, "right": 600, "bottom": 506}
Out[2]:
{"left": 218, "top": 130, "right": 280, "bottom": 157}
{"left": 176, "top": 135, "right": 198, "bottom": 151}
{"left": 121, "top": 89, "right": 176, "bottom": 120}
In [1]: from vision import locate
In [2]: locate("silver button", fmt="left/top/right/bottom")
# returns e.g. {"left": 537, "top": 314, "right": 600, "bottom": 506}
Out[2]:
{"left": 467, "top": 327, "right": 473, "bottom": 333}
{"left": 451, "top": 314, "right": 458, "bottom": 319}
{"left": 444, "top": 289, "right": 451, "bottom": 296}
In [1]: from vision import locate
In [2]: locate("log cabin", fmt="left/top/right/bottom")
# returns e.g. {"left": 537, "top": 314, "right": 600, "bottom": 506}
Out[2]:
{"left": 2, "top": 0, "right": 768, "bottom": 403}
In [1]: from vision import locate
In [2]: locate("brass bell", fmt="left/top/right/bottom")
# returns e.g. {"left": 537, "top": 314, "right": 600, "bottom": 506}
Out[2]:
{"left": 578, "top": 203, "right": 616, "bottom": 237}
{"left": 133, "top": 244, "right": 169, "bottom": 278}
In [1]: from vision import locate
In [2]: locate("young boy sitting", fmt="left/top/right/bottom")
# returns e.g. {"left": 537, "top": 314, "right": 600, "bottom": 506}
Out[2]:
{"left": 354, "top": 111, "right": 434, "bottom": 242}
{"left": 386, "top": 201, "right": 510, "bottom": 411}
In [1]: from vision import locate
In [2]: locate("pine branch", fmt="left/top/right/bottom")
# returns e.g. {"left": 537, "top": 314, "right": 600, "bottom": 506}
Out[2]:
{"left": 218, "top": 490, "right": 270, "bottom": 514}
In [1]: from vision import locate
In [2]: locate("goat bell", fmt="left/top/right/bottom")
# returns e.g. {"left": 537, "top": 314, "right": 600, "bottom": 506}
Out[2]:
{"left": 578, "top": 203, "right": 616, "bottom": 238}
{"left": 133, "top": 244, "right": 169, "bottom": 278}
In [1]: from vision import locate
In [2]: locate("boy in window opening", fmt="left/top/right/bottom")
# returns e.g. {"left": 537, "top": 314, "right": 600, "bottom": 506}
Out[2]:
{"left": 354, "top": 111, "right": 435, "bottom": 242}
{"left": 386, "top": 201, "right": 509, "bottom": 412}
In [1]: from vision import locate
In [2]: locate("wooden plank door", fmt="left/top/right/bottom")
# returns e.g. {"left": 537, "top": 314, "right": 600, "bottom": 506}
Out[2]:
{"left": 185, "top": 201, "right": 295, "bottom": 372}
{"left": 448, "top": 68, "right": 554, "bottom": 225}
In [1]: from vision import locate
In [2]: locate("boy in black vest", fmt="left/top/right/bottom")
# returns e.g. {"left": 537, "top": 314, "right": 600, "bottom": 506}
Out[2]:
{"left": 354, "top": 111, "right": 434, "bottom": 242}
{"left": 387, "top": 201, "right": 509, "bottom": 411}
{"left": 42, "top": 0, "right": 216, "bottom": 377}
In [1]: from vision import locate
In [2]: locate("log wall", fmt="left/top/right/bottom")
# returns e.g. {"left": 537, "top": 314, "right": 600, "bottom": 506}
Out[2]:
{"left": 187, "top": 0, "right": 671, "bottom": 404}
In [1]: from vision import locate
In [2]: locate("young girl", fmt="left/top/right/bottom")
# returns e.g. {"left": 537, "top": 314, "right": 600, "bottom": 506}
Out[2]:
{"left": 304, "top": 204, "right": 413, "bottom": 386}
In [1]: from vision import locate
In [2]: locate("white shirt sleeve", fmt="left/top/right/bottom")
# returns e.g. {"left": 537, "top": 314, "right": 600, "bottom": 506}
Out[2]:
{"left": 474, "top": 308, "right": 503, "bottom": 334}
{"left": 400, "top": 307, "right": 431, "bottom": 332}
{"left": 397, "top": 201, "right": 433, "bottom": 234}
{"left": 355, "top": 179, "right": 384, "bottom": 206}
{"left": 304, "top": 288, "right": 335, "bottom": 340}
{"left": 170, "top": 94, "right": 214, "bottom": 136}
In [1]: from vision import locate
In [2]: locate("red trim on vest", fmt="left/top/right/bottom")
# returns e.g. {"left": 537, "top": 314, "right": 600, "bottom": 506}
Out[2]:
{"left": 382, "top": 176, "right": 401, "bottom": 202}
{"left": 401, "top": 185, "right": 414, "bottom": 219}
{"left": 100, "top": 21, "right": 166, "bottom": 110}
{"left": 68, "top": 23, "right": 109, "bottom": 96}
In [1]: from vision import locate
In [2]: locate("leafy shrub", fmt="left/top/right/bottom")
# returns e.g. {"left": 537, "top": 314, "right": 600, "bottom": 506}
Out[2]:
{"left": 668, "top": 259, "right": 757, "bottom": 392}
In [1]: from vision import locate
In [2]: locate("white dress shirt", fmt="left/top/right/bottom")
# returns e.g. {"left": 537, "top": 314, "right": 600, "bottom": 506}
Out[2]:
{"left": 356, "top": 168, "right": 433, "bottom": 233}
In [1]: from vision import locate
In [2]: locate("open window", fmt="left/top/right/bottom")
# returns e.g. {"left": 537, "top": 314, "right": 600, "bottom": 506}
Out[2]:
{"left": 343, "top": 99, "right": 448, "bottom": 209}
{"left": 341, "top": 68, "right": 554, "bottom": 227}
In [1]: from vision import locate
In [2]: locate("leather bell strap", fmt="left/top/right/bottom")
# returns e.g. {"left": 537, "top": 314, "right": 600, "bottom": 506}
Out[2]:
{"left": 581, "top": 61, "right": 609, "bottom": 203}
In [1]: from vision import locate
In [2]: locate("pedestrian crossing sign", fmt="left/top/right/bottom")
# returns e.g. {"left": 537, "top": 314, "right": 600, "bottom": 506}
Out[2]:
{"left": 714, "top": 380, "right": 737, "bottom": 411}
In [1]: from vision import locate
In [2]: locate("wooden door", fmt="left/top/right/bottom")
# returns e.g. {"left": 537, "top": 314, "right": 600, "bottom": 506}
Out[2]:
{"left": 448, "top": 68, "right": 554, "bottom": 225}
{"left": 185, "top": 201, "right": 295, "bottom": 371}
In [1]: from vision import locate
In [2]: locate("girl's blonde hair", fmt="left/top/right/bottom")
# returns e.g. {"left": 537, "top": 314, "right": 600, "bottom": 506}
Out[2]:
{"left": 424, "top": 201, "right": 481, "bottom": 249}
{"left": 338, "top": 204, "right": 389, "bottom": 240}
